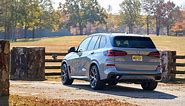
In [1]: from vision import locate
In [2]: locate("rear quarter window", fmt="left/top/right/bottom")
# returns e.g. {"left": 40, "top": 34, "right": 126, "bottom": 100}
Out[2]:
{"left": 99, "top": 36, "right": 107, "bottom": 48}
{"left": 113, "top": 36, "right": 156, "bottom": 49}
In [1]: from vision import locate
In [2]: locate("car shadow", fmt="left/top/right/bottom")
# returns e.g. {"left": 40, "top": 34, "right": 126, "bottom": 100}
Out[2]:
{"left": 0, "top": 96, "right": 9, "bottom": 106}
{"left": 68, "top": 83, "right": 177, "bottom": 99}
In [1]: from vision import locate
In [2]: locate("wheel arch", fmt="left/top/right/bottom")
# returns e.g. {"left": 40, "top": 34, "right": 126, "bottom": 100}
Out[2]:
{"left": 61, "top": 59, "right": 68, "bottom": 67}
{"left": 61, "top": 59, "right": 71, "bottom": 74}
{"left": 89, "top": 60, "right": 100, "bottom": 71}
{"left": 89, "top": 60, "right": 102, "bottom": 79}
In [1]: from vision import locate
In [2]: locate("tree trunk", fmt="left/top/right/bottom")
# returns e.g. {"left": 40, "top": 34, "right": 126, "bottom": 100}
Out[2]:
{"left": 156, "top": 16, "right": 160, "bottom": 36}
{"left": 4, "top": 25, "right": 11, "bottom": 40}
{"left": 79, "top": 24, "right": 84, "bottom": 35}
{"left": 166, "top": 25, "right": 170, "bottom": 36}
{"left": 0, "top": 41, "right": 10, "bottom": 96}
{"left": 10, "top": 47, "right": 45, "bottom": 81}
{"left": 32, "top": 27, "right": 35, "bottom": 39}
{"left": 146, "top": 15, "right": 149, "bottom": 35}
{"left": 24, "top": 26, "right": 28, "bottom": 39}
{"left": 129, "top": 25, "right": 133, "bottom": 33}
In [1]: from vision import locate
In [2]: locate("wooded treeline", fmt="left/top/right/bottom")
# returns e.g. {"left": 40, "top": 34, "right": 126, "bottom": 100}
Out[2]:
{"left": 0, "top": 0, "right": 184, "bottom": 40}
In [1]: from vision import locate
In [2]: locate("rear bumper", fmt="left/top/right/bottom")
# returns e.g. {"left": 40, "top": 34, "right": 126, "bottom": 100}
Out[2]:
{"left": 106, "top": 72, "right": 161, "bottom": 83}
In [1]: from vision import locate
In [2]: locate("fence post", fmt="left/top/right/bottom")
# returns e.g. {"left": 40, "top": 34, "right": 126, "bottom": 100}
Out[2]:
{"left": 0, "top": 41, "right": 10, "bottom": 96}
{"left": 161, "top": 51, "right": 176, "bottom": 82}
{"left": 10, "top": 47, "right": 45, "bottom": 81}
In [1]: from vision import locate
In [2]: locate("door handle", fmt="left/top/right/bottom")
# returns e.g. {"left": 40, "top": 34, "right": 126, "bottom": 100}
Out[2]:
{"left": 91, "top": 52, "right": 94, "bottom": 55}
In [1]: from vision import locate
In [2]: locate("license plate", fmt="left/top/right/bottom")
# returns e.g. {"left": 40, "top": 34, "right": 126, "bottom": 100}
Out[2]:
{"left": 132, "top": 55, "right": 142, "bottom": 61}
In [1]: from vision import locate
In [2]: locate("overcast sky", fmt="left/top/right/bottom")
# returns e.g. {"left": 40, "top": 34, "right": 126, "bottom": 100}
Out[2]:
{"left": 53, "top": 0, "right": 185, "bottom": 14}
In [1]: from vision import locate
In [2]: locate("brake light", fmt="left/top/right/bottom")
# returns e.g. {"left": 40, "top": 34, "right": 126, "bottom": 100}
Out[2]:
{"left": 148, "top": 51, "right": 160, "bottom": 57}
{"left": 107, "top": 50, "right": 127, "bottom": 56}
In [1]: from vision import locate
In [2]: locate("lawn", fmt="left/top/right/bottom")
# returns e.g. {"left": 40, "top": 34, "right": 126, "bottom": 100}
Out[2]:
{"left": 11, "top": 36, "right": 85, "bottom": 53}
{"left": 11, "top": 35, "right": 185, "bottom": 55}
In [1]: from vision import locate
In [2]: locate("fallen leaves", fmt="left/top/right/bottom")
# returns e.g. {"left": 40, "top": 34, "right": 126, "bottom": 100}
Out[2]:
{"left": 8, "top": 95, "right": 136, "bottom": 106}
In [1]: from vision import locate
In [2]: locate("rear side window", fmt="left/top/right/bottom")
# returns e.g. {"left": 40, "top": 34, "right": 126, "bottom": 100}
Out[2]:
{"left": 99, "top": 36, "right": 107, "bottom": 48}
{"left": 113, "top": 36, "right": 156, "bottom": 49}
{"left": 87, "top": 36, "right": 100, "bottom": 51}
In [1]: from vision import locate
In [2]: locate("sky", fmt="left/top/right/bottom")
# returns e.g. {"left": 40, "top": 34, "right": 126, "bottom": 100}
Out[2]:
{"left": 53, "top": 0, "right": 185, "bottom": 14}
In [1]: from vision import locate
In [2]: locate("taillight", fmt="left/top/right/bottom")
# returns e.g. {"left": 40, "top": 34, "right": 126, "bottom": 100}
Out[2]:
{"left": 107, "top": 50, "right": 127, "bottom": 56}
{"left": 148, "top": 51, "right": 160, "bottom": 57}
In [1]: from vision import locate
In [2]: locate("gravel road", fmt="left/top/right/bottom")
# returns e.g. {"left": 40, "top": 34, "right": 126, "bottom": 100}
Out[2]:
{"left": 10, "top": 80, "right": 185, "bottom": 106}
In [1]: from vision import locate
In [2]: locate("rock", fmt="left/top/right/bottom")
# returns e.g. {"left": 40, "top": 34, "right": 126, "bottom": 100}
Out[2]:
{"left": 0, "top": 41, "right": 10, "bottom": 96}
{"left": 10, "top": 47, "right": 45, "bottom": 81}
{"left": 161, "top": 51, "right": 176, "bottom": 82}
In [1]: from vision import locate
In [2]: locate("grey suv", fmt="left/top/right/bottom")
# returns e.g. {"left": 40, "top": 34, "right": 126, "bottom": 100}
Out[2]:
{"left": 61, "top": 33, "right": 162, "bottom": 90}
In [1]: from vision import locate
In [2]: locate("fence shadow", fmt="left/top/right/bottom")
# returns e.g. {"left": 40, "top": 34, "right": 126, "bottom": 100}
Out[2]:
{"left": 165, "top": 78, "right": 185, "bottom": 84}
{"left": 0, "top": 96, "right": 9, "bottom": 106}
{"left": 69, "top": 83, "right": 177, "bottom": 99}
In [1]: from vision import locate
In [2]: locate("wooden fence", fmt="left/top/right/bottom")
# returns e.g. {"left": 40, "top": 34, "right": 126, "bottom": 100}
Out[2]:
{"left": 173, "top": 55, "right": 185, "bottom": 74}
{"left": 45, "top": 52, "right": 67, "bottom": 76}
{"left": 45, "top": 51, "right": 185, "bottom": 81}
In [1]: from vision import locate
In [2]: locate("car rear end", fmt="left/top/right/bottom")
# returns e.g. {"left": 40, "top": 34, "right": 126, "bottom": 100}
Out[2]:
{"left": 103, "top": 35, "right": 162, "bottom": 83}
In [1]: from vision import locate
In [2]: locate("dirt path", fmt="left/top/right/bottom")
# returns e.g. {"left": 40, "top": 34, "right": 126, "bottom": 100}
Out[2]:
{"left": 10, "top": 80, "right": 185, "bottom": 106}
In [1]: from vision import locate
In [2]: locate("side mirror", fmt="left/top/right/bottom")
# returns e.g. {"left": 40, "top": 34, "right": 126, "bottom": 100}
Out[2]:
{"left": 68, "top": 47, "right": 76, "bottom": 53}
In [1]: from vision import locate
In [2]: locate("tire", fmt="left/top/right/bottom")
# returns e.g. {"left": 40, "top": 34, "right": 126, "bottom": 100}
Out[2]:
{"left": 89, "top": 65, "right": 105, "bottom": 90}
{"left": 141, "top": 81, "right": 158, "bottom": 91}
{"left": 61, "top": 63, "right": 73, "bottom": 85}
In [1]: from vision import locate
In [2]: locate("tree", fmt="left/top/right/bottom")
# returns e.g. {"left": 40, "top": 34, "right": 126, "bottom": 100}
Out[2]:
{"left": 60, "top": 0, "right": 107, "bottom": 35}
{"left": 18, "top": 0, "right": 56, "bottom": 38}
{"left": 17, "top": 0, "right": 42, "bottom": 38}
{"left": 120, "top": 0, "right": 141, "bottom": 33}
{"left": 142, "top": 0, "right": 163, "bottom": 36}
{"left": 142, "top": 0, "right": 181, "bottom": 36}
{"left": 0, "top": 0, "right": 15, "bottom": 39}
{"left": 0, "top": 0, "right": 59, "bottom": 40}
{"left": 160, "top": 1, "right": 181, "bottom": 35}
{"left": 142, "top": 0, "right": 156, "bottom": 35}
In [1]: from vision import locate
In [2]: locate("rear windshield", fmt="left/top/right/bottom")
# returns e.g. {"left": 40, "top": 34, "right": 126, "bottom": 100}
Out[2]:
{"left": 113, "top": 36, "right": 156, "bottom": 49}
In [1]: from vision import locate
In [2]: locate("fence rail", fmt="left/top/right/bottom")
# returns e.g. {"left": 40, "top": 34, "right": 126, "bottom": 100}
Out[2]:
{"left": 175, "top": 55, "right": 185, "bottom": 59}
{"left": 176, "top": 63, "right": 185, "bottom": 67}
{"left": 45, "top": 73, "right": 61, "bottom": 76}
{"left": 45, "top": 52, "right": 67, "bottom": 56}
{"left": 45, "top": 66, "right": 61, "bottom": 69}
{"left": 45, "top": 59, "right": 63, "bottom": 62}
{"left": 172, "top": 71, "right": 185, "bottom": 74}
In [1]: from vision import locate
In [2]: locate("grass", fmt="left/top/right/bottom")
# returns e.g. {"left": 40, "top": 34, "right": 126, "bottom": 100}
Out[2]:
{"left": 150, "top": 36, "right": 185, "bottom": 55}
{"left": 11, "top": 36, "right": 85, "bottom": 52}
{"left": 11, "top": 35, "right": 185, "bottom": 55}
